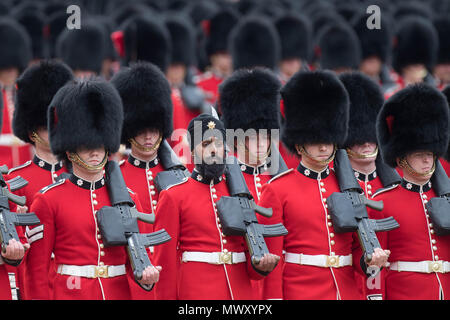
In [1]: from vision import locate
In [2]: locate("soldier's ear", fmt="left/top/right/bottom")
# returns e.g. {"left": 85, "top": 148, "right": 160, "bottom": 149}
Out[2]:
{"left": 295, "top": 144, "right": 302, "bottom": 156}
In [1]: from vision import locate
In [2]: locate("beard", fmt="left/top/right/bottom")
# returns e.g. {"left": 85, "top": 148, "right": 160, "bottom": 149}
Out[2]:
{"left": 195, "top": 158, "right": 226, "bottom": 182}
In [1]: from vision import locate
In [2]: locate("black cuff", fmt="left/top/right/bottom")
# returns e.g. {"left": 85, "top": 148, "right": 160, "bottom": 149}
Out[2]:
{"left": 2, "top": 256, "right": 22, "bottom": 267}
{"left": 135, "top": 280, "right": 154, "bottom": 292}
{"left": 360, "top": 255, "right": 383, "bottom": 278}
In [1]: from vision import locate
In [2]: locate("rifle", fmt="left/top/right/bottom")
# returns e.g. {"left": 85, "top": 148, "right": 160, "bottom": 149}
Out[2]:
{"left": 216, "top": 156, "right": 288, "bottom": 267}
{"left": 425, "top": 160, "right": 450, "bottom": 235}
{"left": 0, "top": 166, "right": 40, "bottom": 261}
{"left": 96, "top": 161, "right": 171, "bottom": 290}
{"left": 153, "top": 139, "right": 190, "bottom": 192}
{"left": 326, "top": 149, "right": 399, "bottom": 262}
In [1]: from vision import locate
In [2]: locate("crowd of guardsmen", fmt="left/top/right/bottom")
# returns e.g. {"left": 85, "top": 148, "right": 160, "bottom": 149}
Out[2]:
{"left": 0, "top": 0, "right": 448, "bottom": 300}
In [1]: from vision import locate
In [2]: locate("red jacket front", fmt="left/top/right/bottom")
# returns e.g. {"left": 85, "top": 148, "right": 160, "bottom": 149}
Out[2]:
{"left": 370, "top": 180, "right": 450, "bottom": 300}
{"left": 25, "top": 173, "right": 146, "bottom": 300}
{"left": 153, "top": 171, "right": 264, "bottom": 300}
{"left": 258, "top": 164, "right": 365, "bottom": 300}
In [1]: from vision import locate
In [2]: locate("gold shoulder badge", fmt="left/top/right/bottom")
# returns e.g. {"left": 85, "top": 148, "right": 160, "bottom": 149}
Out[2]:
{"left": 207, "top": 121, "right": 216, "bottom": 130}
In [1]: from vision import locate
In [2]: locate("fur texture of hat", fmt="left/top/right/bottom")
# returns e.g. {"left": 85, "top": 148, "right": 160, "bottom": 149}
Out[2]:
{"left": 13, "top": 60, "right": 74, "bottom": 144}
{"left": 281, "top": 70, "right": 350, "bottom": 154}
{"left": 48, "top": 79, "right": 124, "bottom": 160}
{"left": 110, "top": 61, "right": 173, "bottom": 145}
{"left": 376, "top": 83, "right": 449, "bottom": 167}
{"left": 0, "top": 18, "right": 31, "bottom": 71}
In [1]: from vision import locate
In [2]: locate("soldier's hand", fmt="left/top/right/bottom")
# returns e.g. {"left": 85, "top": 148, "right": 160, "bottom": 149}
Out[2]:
{"left": 366, "top": 247, "right": 390, "bottom": 268}
{"left": 16, "top": 205, "right": 28, "bottom": 214}
{"left": 253, "top": 253, "right": 280, "bottom": 273}
{"left": 137, "top": 265, "right": 162, "bottom": 286}
{"left": 1, "top": 239, "right": 27, "bottom": 261}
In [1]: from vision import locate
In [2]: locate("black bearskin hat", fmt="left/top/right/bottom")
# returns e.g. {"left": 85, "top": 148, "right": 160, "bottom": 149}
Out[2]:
{"left": 205, "top": 8, "right": 240, "bottom": 57}
{"left": 392, "top": 17, "right": 438, "bottom": 74}
{"left": 122, "top": 15, "right": 171, "bottom": 73}
{"left": 13, "top": 8, "right": 46, "bottom": 60}
{"left": 281, "top": 70, "right": 349, "bottom": 154}
{"left": 339, "top": 72, "right": 384, "bottom": 148}
{"left": 229, "top": 15, "right": 280, "bottom": 71}
{"left": 0, "top": 18, "right": 32, "bottom": 72}
{"left": 376, "top": 83, "right": 449, "bottom": 167}
{"left": 219, "top": 68, "right": 281, "bottom": 132}
{"left": 48, "top": 79, "right": 124, "bottom": 160}
{"left": 274, "top": 12, "right": 312, "bottom": 62}
{"left": 13, "top": 60, "right": 74, "bottom": 145}
{"left": 110, "top": 61, "right": 173, "bottom": 145}
{"left": 352, "top": 12, "right": 392, "bottom": 64}
{"left": 165, "top": 14, "right": 196, "bottom": 67}
{"left": 433, "top": 16, "right": 450, "bottom": 65}
{"left": 316, "top": 23, "right": 361, "bottom": 71}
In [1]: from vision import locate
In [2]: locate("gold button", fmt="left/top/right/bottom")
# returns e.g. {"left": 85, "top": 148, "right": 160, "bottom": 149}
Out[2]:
{"left": 256, "top": 183, "right": 262, "bottom": 188}
{"left": 153, "top": 206, "right": 157, "bottom": 211}
{"left": 211, "top": 188, "right": 216, "bottom": 193}
{"left": 367, "top": 185, "right": 372, "bottom": 190}
{"left": 98, "top": 268, "right": 105, "bottom": 276}
{"left": 100, "top": 251, "right": 105, "bottom": 256}
{"left": 424, "top": 200, "right": 428, "bottom": 204}
{"left": 147, "top": 171, "right": 153, "bottom": 176}
{"left": 148, "top": 176, "right": 153, "bottom": 181}
{"left": 152, "top": 200, "right": 157, "bottom": 205}
{"left": 212, "top": 194, "right": 218, "bottom": 199}
{"left": 218, "top": 224, "right": 222, "bottom": 228}
{"left": 328, "top": 222, "right": 332, "bottom": 227}
{"left": 429, "top": 223, "right": 433, "bottom": 228}
{"left": 432, "top": 239, "right": 436, "bottom": 244}
{"left": 323, "top": 198, "right": 327, "bottom": 203}
{"left": 330, "top": 233, "right": 335, "bottom": 238}
{"left": 321, "top": 188, "right": 326, "bottom": 193}
{"left": 327, "top": 215, "right": 331, "bottom": 220}
{"left": 53, "top": 173, "right": 58, "bottom": 178}
{"left": 368, "top": 191, "right": 372, "bottom": 195}
{"left": 99, "top": 261, "right": 104, "bottom": 266}
{"left": 99, "top": 244, "right": 104, "bottom": 249}
{"left": 222, "top": 239, "right": 227, "bottom": 244}
{"left": 92, "top": 193, "right": 97, "bottom": 199}
{"left": 150, "top": 191, "right": 156, "bottom": 196}
{"left": 97, "top": 234, "right": 102, "bottom": 239}
{"left": 150, "top": 185, "right": 155, "bottom": 190}
{"left": 431, "top": 229, "right": 435, "bottom": 234}
{"left": 422, "top": 194, "right": 427, "bottom": 199}
{"left": 433, "top": 246, "right": 438, "bottom": 251}
{"left": 324, "top": 204, "right": 328, "bottom": 208}
{"left": 435, "top": 255, "right": 439, "bottom": 260}
{"left": 432, "top": 262, "right": 441, "bottom": 272}
{"left": 255, "top": 177, "right": 260, "bottom": 182}
{"left": 320, "top": 182, "right": 324, "bottom": 187}
{"left": 93, "top": 200, "right": 98, "bottom": 206}
{"left": 330, "top": 240, "right": 335, "bottom": 245}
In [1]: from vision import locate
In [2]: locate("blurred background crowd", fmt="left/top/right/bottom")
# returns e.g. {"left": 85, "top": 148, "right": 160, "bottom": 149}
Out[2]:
{"left": 1, "top": 0, "right": 450, "bottom": 169}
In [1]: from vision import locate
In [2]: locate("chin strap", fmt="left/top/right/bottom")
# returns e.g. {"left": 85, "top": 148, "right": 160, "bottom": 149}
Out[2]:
{"left": 346, "top": 146, "right": 379, "bottom": 159}
{"left": 398, "top": 156, "right": 436, "bottom": 178}
{"left": 129, "top": 135, "right": 163, "bottom": 153}
{"left": 68, "top": 151, "right": 109, "bottom": 171}
{"left": 30, "top": 131, "right": 50, "bottom": 148}
{"left": 298, "top": 144, "right": 336, "bottom": 166}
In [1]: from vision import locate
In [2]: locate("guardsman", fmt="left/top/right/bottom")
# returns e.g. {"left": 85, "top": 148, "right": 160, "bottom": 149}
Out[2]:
{"left": 153, "top": 114, "right": 279, "bottom": 300}
{"left": 111, "top": 61, "right": 188, "bottom": 299}
{"left": 258, "top": 70, "right": 389, "bottom": 300}
{"left": 339, "top": 72, "right": 401, "bottom": 300}
{"left": 385, "top": 17, "right": 438, "bottom": 99}
{"left": 440, "top": 85, "right": 450, "bottom": 176}
{"left": 372, "top": 83, "right": 450, "bottom": 300}
{"left": 25, "top": 79, "right": 160, "bottom": 300}
{"left": 0, "top": 87, "right": 29, "bottom": 300}
{"left": 274, "top": 12, "right": 312, "bottom": 84}
{"left": 0, "top": 18, "right": 33, "bottom": 168}
{"left": 194, "top": 7, "right": 240, "bottom": 105}
{"left": 6, "top": 60, "right": 73, "bottom": 300}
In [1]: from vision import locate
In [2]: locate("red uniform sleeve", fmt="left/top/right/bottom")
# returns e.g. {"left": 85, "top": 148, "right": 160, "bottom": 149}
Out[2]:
{"left": 152, "top": 190, "right": 180, "bottom": 300}
{"left": 257, "top": 183, "right": 285, "bottom": 300}
{"left": 25, "top": 193, "right": 54, "bottom": 300}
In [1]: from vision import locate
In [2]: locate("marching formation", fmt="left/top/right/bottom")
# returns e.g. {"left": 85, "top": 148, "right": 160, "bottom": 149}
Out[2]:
{"left": 0, "top": 0, "right": 449, "bottom": 301}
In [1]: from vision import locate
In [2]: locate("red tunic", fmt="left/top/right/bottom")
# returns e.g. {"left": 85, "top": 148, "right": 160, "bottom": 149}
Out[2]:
{"left": 194, "top": 71, "right": 224, "bottom": 105}
{"left": 5, "top": 155, "right": 67, "bottom": 300}
{"left": 0, "top": 88, "right": 33, "bottom": 168}
{"left": 370, "top": 180, "right": 450, "bottom": 300}
{"left": 119, "top": 155, "right": 164, "bottom": 300}
{"left": 153, "top": 171, "right": 264, "bottom": 300}
{"left": 258, "top": 164, "right": 365, "bottom": 300}
{"left": 25, "top": 173, "right": 148, "bottom": 300}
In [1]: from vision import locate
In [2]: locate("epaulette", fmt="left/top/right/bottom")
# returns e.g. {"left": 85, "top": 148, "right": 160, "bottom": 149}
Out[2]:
{"left": 372, "top": 184, "right": 399, "bottom": 199}
{"left": 268, "top": 168, "right": 294, "bottom": 184}
{"left": 7, "top": 160, "right": 32, "bottom": 174}
{"left": 119, "top": 159, "right": 125, "bottom": 166}
{"left": 166, "top": 177, "right": 189, "bottom": 190}
{"left": 39, "top": 179, "right": 66, "bottom": 194}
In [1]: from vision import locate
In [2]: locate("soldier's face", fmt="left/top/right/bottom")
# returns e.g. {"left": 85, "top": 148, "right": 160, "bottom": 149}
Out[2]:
{"left": 243, "top": 134, "right": 270, "bottom": 166}
{"left": 349, "top": 142, "right": 378, "bottom": 163}
{"left": 76, "top": 147, "right": 106, "bottom": 167}
{"left": 194, "top": 136, "right": 225, "bottom": 165}
{"left": 133, "top": 128, "right": 161, "bottom": 157}
{"left": 404, "top": 151, "right": 435, "bottom": 175}
{"left": 303, "top": 143, "right": 334, "bottom": 160}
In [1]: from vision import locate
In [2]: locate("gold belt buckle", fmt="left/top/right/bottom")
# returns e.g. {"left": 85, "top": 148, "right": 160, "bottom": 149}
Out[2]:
{"left": 95, "top": 265, "right": 109, "bottom": 278}
{"left": 428, "top": 261, "right": 443, "bottom": 273}
{"left": 219, "top": 252, "right": 233, "bottom": 264}
{"left": 326, "top": 255, "right": 340, "bottom": 268}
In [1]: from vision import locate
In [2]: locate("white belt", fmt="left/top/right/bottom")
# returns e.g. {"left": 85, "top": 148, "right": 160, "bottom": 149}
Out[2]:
{"left": 0, "top": 134, "right": 26, "bottom": 146}
{"left": 56, "top": 264, "right": 126, "bottom": 278}
{"left": 285, "top": 253, "right": 353, "bottom": 268}
{"left": 389, "top": 261, "right": 450, "bottom": 274}
{"left": 182, "top": 251, "right": 246, "bottom": 265}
